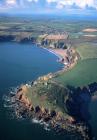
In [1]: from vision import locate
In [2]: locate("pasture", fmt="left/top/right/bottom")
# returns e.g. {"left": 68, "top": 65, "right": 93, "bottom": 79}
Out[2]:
{"left": 55, "top": 59, "right": 97, "bottom": 87}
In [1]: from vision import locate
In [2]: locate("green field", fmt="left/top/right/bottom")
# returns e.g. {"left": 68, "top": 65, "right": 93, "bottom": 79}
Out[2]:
{"left": 76, "top": 43, "right": 97, "bottom": 59}
{"left": 55, "top": 59, "right": 97, "bottom": 87}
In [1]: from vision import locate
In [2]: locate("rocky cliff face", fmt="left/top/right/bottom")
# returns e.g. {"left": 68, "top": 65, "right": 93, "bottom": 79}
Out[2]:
{"left": 16, "top": 80, "right": 97, "bottom": 122}
{"left": 11, "top": 79, "right": 97, "bottom": 140}
{"left": 3, "top": 68, "right": 95, "bottom": 140}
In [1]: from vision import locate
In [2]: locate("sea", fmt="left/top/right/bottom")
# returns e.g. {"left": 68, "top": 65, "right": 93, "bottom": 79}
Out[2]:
{"left": 0, "top": 42, "right": 97, "bottom": 140}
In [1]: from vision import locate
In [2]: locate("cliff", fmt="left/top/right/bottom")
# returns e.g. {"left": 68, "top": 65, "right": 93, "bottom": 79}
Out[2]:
{"left": 12, "top": 75, "right": 96, "bottom": 140}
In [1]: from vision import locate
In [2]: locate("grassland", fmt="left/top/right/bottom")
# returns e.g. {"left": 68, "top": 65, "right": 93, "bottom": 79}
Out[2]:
{"left": 55, "top": 59, "right": 97, "bottom": 87}
{"left": 26, "top": 81, "right": 69, "bottom": 115}
{"left": 75, "top": 43, "right": 97, "bottom": 59}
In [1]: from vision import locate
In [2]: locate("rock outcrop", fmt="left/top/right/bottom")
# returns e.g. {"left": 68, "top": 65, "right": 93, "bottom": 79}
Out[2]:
{"left": 10, "top": 80, "right": 97, "bottom": 140}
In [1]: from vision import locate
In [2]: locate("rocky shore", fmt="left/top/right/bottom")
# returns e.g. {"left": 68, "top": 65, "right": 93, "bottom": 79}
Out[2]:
{"left": 6, "top": 78, "right": 95, "bottom": 140}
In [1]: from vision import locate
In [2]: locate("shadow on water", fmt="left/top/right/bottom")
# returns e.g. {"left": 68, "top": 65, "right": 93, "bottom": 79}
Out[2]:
{"left": 66, "top": 82, "right": 97, "bottom": 139}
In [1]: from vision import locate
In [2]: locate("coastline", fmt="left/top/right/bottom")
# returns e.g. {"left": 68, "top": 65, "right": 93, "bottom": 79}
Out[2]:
{"left": 1, "top": 15, "right": 97, "bottom": 140}
{"left": 8, "top": 81, "right": 92, "bottom": 140}
{"left": 4, "top": 43, "right": 93, "bottom": 140}
{"left": 40, "top": 47, "right": 67, "bottom": 70}
{"left": 42, "top": 47, "right": 63, "bottom": 61}
{"left": 41, "top": 46, "right": 79, "bottom": 78}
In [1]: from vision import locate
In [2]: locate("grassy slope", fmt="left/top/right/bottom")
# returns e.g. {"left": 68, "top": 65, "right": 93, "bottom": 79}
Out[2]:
{"left": 55, "top": 59, "right": 97, "bottom": 87}
{"left": 76, "top": 43, "right": 97, "bottom": 59}
{"left": 54, "top": 43, "right": 97, "bottom": 87}
{"left": 26, "top": 81, "right": 69, "bottom": 116}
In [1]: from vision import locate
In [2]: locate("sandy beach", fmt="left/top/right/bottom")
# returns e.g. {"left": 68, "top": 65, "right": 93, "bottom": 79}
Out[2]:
{"left": 50, "top": 48, "right": 68, "bottom": 61}
{"left": 42, "top": 47, "right": 79, "bottom": 74}
{"left": 43, "top": 47, "right": 69, "bottom": 66}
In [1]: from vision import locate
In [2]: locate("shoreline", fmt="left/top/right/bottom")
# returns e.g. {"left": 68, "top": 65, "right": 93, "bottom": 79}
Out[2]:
{"left": 43, "top": 47, "right": 79, "bottom": 77}
{"left": 6, "top": 84, "right": 92, "bottom": 140}
{"left": 42, "top": 47, "right": 63, "bottom": 61}
{"left": 3, "top": 43, "right": 93, "bottom": 140}
{"left": 42, "top": 46, "right": 79, "bottom": 70}
{"left": 40, "top": 46, "right": 70, "bottom": 70}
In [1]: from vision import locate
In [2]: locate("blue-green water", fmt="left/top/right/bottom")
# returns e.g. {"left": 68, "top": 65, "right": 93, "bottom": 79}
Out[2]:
{"left": 0, "top": 42, "right": 71, "bottom": 140}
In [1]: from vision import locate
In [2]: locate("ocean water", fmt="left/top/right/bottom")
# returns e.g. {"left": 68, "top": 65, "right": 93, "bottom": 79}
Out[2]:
{"left": 0, "top": 42, "right": 71, "bottom": 140}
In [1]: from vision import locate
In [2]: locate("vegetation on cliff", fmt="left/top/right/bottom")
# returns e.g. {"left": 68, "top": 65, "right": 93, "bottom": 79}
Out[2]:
{"left": 19, "top": 79, "right": 69, "bottom": 116}
{"left": 14, "top": 74, "right": 95, "bottom": 139}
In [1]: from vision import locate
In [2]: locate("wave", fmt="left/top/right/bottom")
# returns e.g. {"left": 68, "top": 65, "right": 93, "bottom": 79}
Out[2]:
{"left": 3, "top": 104, "right": 14, "bottom": 108}
{"left": 32, "top": 118, "right": 50, "bottom": 131}
{"left": 3, "top": 86, "right": 51, "bottom": 132}
{"left": 44, "top": 126, "right": 50, "bottom": 131}
{"left": 32, "top": 118, "right": 40, "bottom": 124}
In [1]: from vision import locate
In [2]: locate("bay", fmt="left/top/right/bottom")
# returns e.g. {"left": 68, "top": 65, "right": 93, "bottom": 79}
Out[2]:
{"left": 0, "top": 42, "right": 69, "bottom": 140}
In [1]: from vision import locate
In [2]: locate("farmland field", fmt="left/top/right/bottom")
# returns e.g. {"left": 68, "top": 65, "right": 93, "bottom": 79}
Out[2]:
{"left": 76, "top": 43, "right": 97, "bottom": 59}
{"left": 55, "top": 59, "right": 97, "bottom": 87}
